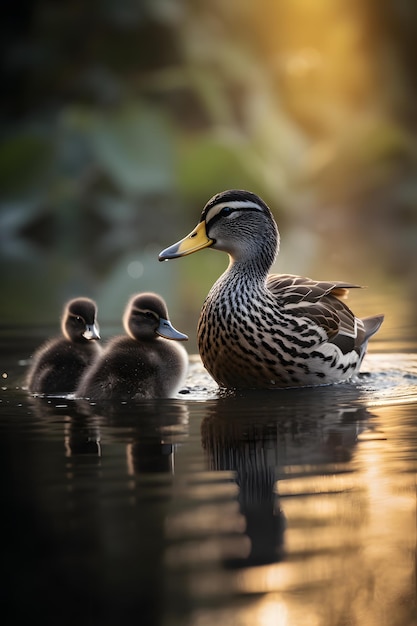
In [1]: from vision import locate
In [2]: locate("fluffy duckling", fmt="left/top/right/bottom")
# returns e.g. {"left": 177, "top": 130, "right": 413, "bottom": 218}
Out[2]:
{"left": 76, "top": 292, "right": 188, "bottom": 400}
{"left": 159, "top": 189, "right": 384, "bottom": 389}
{"left": 26, "top": 297, "right": 101, "bottom": 394}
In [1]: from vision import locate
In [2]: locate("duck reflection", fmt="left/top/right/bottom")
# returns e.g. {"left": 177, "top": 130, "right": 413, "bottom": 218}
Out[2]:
{"left": 201, "top": 386, "right": 374, "bottom": 568}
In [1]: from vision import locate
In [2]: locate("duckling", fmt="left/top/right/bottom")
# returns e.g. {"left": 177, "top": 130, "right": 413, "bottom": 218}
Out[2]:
{"left": 75, "top": 292, "right": 188, "bottom": 400}
{"left": 159, "top": 189, "right": 384, "bottom": 389}
{"left": 26, "top": 297, "right": 101, "bottom": 394}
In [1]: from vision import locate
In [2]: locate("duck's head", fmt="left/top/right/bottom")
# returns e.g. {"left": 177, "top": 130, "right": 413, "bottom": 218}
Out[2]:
{"left": 123, "top": 292, "right": 188, "bottom": 342}
{"left": 62, "top": 298, "right": 100, "bottom": 342}
{"left": 159, "top": 190, "right": 279, "bottom": 268}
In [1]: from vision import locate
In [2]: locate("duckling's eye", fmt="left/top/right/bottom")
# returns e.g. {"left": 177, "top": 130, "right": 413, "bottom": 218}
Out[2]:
{"left": 143, "top": 311, "right": 156, "bottom": 321}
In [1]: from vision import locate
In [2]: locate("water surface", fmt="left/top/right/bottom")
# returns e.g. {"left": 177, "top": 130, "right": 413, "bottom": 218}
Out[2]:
{"left": 1, "top": 326, "right": 417, "bottom": 626}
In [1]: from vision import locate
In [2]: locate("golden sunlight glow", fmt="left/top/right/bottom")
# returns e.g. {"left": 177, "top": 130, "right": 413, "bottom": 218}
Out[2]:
{"left": 230, "top": 405, "right": 417, "bottom": 626}
{"left": 257, "top": 0, "right": 377, "bottom": 135}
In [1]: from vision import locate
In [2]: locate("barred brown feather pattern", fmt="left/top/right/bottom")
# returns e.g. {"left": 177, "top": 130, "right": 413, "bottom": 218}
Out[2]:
{"left": 197, "top": 266, "right": 353, "bottom": 388}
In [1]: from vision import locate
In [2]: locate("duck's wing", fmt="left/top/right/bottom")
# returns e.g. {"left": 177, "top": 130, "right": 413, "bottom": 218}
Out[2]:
{"left": 266, "top": 274, "right": 383, "bottom": 354}
{"left": 266, "top": 274, "right": 360, "bottom": 303}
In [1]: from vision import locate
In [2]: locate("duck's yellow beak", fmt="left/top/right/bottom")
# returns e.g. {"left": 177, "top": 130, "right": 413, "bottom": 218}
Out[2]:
{"left": 159, "top": 221, "right": 213, "bottom": 260}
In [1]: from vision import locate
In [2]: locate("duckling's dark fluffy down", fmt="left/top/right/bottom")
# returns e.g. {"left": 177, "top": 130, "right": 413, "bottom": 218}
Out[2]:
{"left": 75, "top": 292, "right": 188, "bottom": 400}
{"left": 26, "top": 297, "right": 101, "bottom": 394}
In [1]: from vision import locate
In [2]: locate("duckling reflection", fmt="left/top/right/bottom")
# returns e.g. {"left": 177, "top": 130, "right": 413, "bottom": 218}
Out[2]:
{"left": 125, "top": 403, "right": 189, "bottom": 477}
{"left": 201, "top": 388, "right": 374, "bottom": 567}
{"left": 77, "top": 398, "right": 189, "bottom": 476}
{"left": 28, "top": 396, "right": 101, "bottom": 459}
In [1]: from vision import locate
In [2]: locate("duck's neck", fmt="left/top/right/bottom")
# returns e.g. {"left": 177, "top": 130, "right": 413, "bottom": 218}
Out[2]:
{"left": 213, "top": 223, "right": 279, "bottom": 294}
{"left": 227, "top": 243, "right": 276, "bottom": 282}
{"left": 213, "top": 257, "right": 269, "bottom": 300}
{"left": 228, "top": 221, "right": 279, "bottom": 277}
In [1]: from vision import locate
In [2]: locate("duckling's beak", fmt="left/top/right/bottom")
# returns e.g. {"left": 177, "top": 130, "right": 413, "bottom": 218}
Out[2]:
{"left": 83, "top": 324, "right": 100, "bottom": 340}
{"left": 157, "top": 318, "right": 188, "bottom": 341}
{"left": 159, "top": 221, "right": 213, "bottom": 260}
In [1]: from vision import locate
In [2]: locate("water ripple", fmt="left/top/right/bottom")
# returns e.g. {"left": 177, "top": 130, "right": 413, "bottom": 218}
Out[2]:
{"left": 180, "top": 353, "right": 417, "bottom": 408}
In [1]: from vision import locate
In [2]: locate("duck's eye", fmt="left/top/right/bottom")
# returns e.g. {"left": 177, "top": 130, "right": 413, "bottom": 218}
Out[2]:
{"left": 221, "top": 206, "right": 233, "bottom": 217}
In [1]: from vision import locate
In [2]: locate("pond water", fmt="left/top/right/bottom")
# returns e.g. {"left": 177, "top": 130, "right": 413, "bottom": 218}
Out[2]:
{"left": 1, "top": 309, "right": 417, "bottom": 626}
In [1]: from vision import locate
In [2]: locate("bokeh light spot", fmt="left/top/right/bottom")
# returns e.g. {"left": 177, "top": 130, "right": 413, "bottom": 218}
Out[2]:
{"left": 127, "top": 261, "right": 144, "bottom": 279}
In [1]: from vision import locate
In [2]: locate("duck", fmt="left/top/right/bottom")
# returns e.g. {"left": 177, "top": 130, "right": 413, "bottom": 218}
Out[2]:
{"left": 159, "top": 189, "right": 384, "bottom": 389}
{"left": 75, "top": 292, "right": 188, "bottom": 400}
{"left": 26, "top": 297, "right": 101, "bottom": 394}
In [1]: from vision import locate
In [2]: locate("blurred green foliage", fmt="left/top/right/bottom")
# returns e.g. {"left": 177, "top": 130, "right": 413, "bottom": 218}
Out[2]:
{"left": 1, "top": 0, "right": 417, "bottom": 337}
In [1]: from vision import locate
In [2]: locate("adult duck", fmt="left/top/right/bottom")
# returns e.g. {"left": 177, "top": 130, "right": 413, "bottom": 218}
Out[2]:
{"left": 26, "top": 297, "right": 101, "bottom": 394}
{"left": 159, "top": 189, "right": 384, "bottom": 389}
{"left": 76, "top": 292, "right": 188, "bottom": 400}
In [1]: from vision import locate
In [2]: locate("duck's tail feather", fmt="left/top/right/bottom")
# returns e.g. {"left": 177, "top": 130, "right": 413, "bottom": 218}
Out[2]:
{"left": 362, "top": 314, "right": 384, "bottom": 341}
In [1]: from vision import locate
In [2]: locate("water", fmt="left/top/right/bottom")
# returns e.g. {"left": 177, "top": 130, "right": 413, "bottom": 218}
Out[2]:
{"left": 1, "top": 323, "right": 417, "bottom": 626}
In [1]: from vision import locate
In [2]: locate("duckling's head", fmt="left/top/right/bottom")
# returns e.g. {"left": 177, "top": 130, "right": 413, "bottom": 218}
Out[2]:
{"left": 123, "top": 292, "right": 188, "bottom": 342}
{"left": 62, "top": 298, "right": 100, "bottom": 342}
{"left": 159, "top": 190, "right": 280, "bottom": 269}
